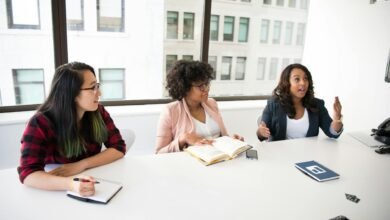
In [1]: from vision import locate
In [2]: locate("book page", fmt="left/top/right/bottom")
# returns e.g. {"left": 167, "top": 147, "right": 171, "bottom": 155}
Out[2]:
{"left": 186, "top": 145, "right": 228, "bottom": 164}
{"left": 212, "top": 136, "right": 250, "bottom": 157}
{"left": 66, "top": 179, "right": 122, "bottom": 204}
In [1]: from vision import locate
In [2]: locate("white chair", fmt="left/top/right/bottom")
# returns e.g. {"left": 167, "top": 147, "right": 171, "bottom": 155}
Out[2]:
{"left": 120, "top": 128, "right": 136, "bottom": 152}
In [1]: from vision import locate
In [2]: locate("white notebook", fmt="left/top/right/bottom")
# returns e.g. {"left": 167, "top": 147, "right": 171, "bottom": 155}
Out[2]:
{"left": 66, "top": 179, "right": 122, "bottom": 204}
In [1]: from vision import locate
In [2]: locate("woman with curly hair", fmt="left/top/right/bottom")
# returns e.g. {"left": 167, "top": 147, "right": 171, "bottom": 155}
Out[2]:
{"left": 155, "top": 60, "right": 243, "bottom": 153}
{"left": 256, "top": 63, "right": 343, "bottom": 141}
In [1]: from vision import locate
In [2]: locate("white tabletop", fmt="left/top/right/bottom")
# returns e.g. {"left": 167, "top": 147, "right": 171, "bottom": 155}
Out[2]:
{"left": 1, "top": 135, "right": 389, "bottom": 220}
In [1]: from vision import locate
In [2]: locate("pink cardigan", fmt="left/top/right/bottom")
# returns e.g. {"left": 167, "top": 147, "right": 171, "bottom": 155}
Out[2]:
{"left": 155, "top": 98, "right": 228, "bottom": 154}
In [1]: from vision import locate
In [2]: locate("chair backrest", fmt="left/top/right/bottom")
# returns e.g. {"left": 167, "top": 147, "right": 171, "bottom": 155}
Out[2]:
{"left": 120, "top": 128, "right": 136, "bottom": 152}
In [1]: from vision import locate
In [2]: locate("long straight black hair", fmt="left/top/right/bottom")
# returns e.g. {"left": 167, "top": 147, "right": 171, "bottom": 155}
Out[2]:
{"left": 38, "top": 62, "right": 107, "bottom": 158}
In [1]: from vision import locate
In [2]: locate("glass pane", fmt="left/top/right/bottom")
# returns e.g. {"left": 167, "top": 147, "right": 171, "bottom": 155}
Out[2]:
{"left": 167, "top": 11, "right": 178, "bottom": 39}
{"left": 99, "top": 69, "right": 124, "bottom": 81}
{"left": 210, "top": 15, "right": 219, "bottom": 41}
{"left": 238, "top": 17, "right": 249, "bottom": 42}
{"left": 97, "top": 0, "right": 124, "bottom": 32}
{"left": 296, "top": 23, "right": 306, "bottom": 45}
{"left": 223, "top": 16, "right": 234, "bottom": 41}
{"left": 182, "top": 55, "right": 193, "bottom": 61}
{"left": 208, "top": 56, "right": 217, "bottom": 79}
{"left": 67, "top": 0, "right": 84, "bottom": 30}
{"left": 166, "top": 55, "right": 178, "bottom": 73}
{"left": 235, "top": 57, "right": 246, "bottom": 80}
{"left": 209, "top": 0, "right": 309, "bottom": 96}
{"left": 183, "top": 12, "right": 194, "bottom": 40}
{"left": 100, "top": 82, "right": 124, "bottom": 100}
{"left": 7, "top": 0, "right": 40, "bottom": 28}
{"left": 289, "top": 0, "right": 296, "bottom": 8}
{"left": 0, "top": 1, "right": 53, "bottom": 106}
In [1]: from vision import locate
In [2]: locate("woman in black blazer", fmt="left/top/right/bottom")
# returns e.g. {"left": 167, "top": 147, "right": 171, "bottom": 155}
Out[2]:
{"left": 256, "top": 64, "right": 343, "bottom": 141}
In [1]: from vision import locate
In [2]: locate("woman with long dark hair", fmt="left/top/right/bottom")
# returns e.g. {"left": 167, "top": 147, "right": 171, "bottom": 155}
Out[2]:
{"left": 256, "top": 63, "right": 343, "bottom": 141}
{"left": 18, "top": 62, "right": 125, "bottom": 196}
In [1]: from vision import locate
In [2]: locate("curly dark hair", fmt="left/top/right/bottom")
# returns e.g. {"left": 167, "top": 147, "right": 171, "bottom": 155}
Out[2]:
{"left": 166, "top": 60, "right": 213, "bottom": 100}
{"left": 273, "top": 63, "right": 318, "bottom": 118}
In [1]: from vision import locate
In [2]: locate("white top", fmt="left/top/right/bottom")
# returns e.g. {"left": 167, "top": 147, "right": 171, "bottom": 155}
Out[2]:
{"left": 192, "top": 110, "right": 221, "bottom": 139}
{"left": 286, "top": 108, "right": 309, "bottom": 139}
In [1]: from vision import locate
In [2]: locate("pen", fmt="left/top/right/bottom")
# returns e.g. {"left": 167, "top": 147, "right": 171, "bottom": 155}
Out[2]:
{"left": 73, "top": 177, "right": 100, "bottom": 184}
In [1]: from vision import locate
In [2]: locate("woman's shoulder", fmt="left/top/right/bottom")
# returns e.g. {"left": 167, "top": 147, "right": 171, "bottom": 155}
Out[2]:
{"left": 28, "top": 112, "right": 50, "bottom": 126}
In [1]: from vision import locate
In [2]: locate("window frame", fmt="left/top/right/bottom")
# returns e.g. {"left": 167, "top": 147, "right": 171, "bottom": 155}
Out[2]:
{"left": 6, "top": 0, "right": 41, "bottom": 29}
{"left": 0, "top": 0, "right": 269, "bottom": 113}
{"left": 12, "top": 69, "right": 46, "bottom": 105}
{"left": 99, "top": 68, "right": 125, "bottom": 101}
{"left": 96, "top": 0, "right": 125, "bottom": 32}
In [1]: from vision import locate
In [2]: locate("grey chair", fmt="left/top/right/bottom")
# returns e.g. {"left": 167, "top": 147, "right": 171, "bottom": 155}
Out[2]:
{"left": 120, "top": 128, "right": 136, "bottom": 152}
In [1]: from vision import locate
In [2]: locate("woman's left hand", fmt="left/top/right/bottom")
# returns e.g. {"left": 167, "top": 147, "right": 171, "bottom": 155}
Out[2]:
{"left": 49, "top": 161, "right": 87, "bottom": 177}
{"left": 333, "top": 96, "right": 343, "bottom": 121}
{"left": 232, "top": 134, "right": 244, "bottom": 141}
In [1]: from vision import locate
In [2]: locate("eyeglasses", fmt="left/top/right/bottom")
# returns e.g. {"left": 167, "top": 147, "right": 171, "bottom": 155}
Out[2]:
{"left": 80, "top": 83, "right": 100, "bottom": 92}
{"left": 193, "top": 82, "right": 210, "bottom": 92}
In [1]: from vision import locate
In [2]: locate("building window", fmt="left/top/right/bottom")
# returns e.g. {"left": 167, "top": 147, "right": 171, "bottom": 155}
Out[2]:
{"left": 269, "top": 58, "right": 278, "bottom": 80}
{"left": 221, "top": 57, "right": 232, "bottom": 80}
{"left": 97, "top": 0, "right": 124, "bottom": 32}
{"left": 66, "top": 0, "right": 84, "bottom": 31}
{"left": 235, "top": 57, "right": 246, "bottom": 80}
{"left": 260, "top": 19, "right": 270, "bottom": 43}
{"left": 6, "top": 0, "right": 40, "bottom": 29}
{"left": 182, "top": 55, "right": 193, "bottom": 61}
{"left": 284, "top": 21, "right": 294, "bottom": 45}
{"left": 183, "top": 12, "right": 195, "bottom": 40}
{"left": 300, "top": 0, "right": 309, "bottom": 9}
{"left": 208, "top": 56, "right": 217, "bottom": 79}
{"left": 166, "top": 55, "right": 178, "bottom": 73}
{"left": 272, "top": 20, "right": 282, "bottom": 44}
{"left": 257, "top": 58, "right": 266, "bottom": 80}
{"left": 99, "top": 69, "right": 125, "bottom": 100}
{"left": 167, "top": 11, "right": 178, "bottom": 39}
{"left": 296, "top": 23, "right": 305, "bottom": 45}
{"left": 263, "top": 0, "right": 272, "bottom": 5}
{"left": 223, "top": 16, "right": 234, "bottom": 42}
{"left": 241, "top": 0, "right": 251, "bottom": 2}
{"left": 282, "top": 58, "right": 290, "bottom": 70}
{"left": 288, "top": 0, "right": 296, "bottom": 8}
{"left": 276, "top": 0, "right": 284, "bottom": 6}
{"left": 238, "top": 17, "right": 249, "bottom": 42}
{"left": 13, "top": 69, "right": 45, "bottom": 105}
{"left": 210, "top": 15, "right": 219, "bottom": 41}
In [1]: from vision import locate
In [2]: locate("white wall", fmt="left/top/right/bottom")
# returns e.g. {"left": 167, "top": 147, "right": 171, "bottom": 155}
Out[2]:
{"left": 0, "top": 101, "right": 265, "bottom": 169}
{"left": 303, "top": 0, "right": 390, "bottom": 130}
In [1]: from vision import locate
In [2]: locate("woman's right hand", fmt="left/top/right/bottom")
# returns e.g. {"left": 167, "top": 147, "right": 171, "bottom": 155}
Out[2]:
{"left": 178, "top": 133, "right": 213, "bottom": 150}
{"left": 257, "top": 121, "right": 271, "bottom": 139}
{"left": 70, "top": 176, "right": 97, "bottom": 196}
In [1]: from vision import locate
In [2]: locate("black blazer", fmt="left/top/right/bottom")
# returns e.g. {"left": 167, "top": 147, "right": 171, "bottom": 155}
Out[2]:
{"left": 257, "top": 97, "right": 342, "bottom": 141}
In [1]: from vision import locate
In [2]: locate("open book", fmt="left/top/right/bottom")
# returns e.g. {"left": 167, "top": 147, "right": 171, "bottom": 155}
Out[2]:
{"left": 66, "top": 179, "right": 122, "bottom": 204}
{"left": 185, "top": 136, "right": 252, "bottom": 165}
{"left": 295, "top": 160, "right": 340, "bottom": 182}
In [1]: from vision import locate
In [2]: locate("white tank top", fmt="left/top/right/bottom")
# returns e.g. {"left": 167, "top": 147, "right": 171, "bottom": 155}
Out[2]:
{"left": 192, "top": 111, "right": 221, "bottom": 139}
{"left": 286, "top": 108, "right": 309, "bottom": 139}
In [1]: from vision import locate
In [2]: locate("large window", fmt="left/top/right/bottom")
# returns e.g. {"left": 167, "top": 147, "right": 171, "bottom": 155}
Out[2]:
{"left": 13, "top": 69, "right": 45, "bottom": 105}
{"left": 183, "top": 12, "right": 194, "bottom": 40}
{"left": 97, "top": 0, "right": 124, "bottom": 32}
{"left": 0, "top": 0, "right": 309, "bottom": 110}
{"left": 6, "top": 0, "right": 40, "bottom": 29}
{"left": 99, "top": 69, "right": 124, "bottom": 100}
{"left": 210, "top": 15, "right": 219, "bottom": 41}
{"left": 167, "top": 11, "right": 178, "bottom": 39}
{"left": 238, "top": 17, "right": 249, "bottom": 43}
{"left": 66, "top": 0, "right": 84, "bottom": 31}
{"left": 223, "top": 16, "right": 234, "bottom": 42}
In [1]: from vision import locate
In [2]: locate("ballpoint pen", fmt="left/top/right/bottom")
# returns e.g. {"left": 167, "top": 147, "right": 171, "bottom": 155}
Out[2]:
{"left": 73, "top": 177, "right": 100, "bottom": 184}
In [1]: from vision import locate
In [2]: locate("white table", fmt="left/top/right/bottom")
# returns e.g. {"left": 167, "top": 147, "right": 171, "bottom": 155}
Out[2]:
{"left": 1, "top": 135, "right": 389, "bottom": 220}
